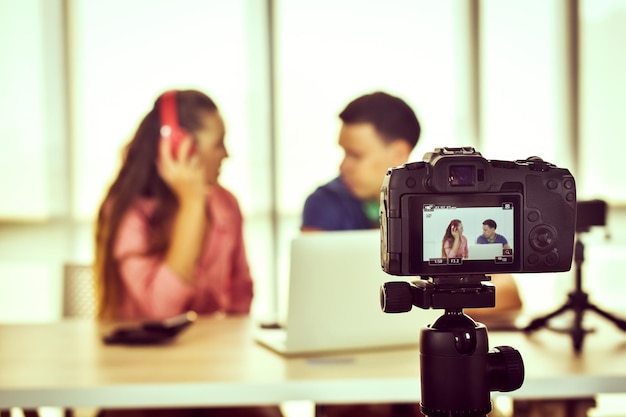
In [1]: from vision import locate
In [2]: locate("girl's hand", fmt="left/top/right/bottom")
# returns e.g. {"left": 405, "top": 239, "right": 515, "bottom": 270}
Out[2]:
{"left": 156, "top": 135, "right": 206, "bottom": 204}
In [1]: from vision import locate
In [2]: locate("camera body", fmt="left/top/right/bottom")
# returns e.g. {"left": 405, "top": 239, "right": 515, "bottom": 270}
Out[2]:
{"left": 380, "top": 147, "right": 576, "bottom": 276}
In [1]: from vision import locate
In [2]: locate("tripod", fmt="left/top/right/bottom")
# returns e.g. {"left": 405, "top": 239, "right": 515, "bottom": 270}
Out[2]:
{"left": 381, "top": 277, "right": 524, "bottom": 416}
{"left": 524, "top": 232, "right": 626, "bottom": 354}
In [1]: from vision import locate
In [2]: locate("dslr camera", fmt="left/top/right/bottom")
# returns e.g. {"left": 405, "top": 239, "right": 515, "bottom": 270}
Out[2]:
{"left": 378, "top": 147, "right": 570, "bottom": 415}
{"left": 380, "top": 147, "right": 577, "bottom": 277}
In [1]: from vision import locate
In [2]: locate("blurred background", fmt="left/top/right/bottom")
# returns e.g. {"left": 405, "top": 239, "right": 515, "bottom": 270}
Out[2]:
{"left": 0, "top": 0, "right": 625, "bottom": 323}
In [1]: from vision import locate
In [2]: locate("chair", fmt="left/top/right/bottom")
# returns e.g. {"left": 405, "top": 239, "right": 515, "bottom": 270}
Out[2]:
{"left": 60, "top": 263, "right": 97, "bottom": 417}
{"left": 62, "top": 263, "right": 96, "bottom": 319}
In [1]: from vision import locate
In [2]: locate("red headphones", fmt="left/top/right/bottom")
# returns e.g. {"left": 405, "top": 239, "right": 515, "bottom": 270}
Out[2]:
{"left": 159, "top": 90, "right": 191, "bottom": 157}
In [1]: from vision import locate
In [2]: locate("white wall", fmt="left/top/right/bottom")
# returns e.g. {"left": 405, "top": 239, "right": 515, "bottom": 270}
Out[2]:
{"left": 0, "top": 0, "right": 67, "bottom": 221}
{"left": 578, "top": 0, "right": 626, "bottom": 203}
{"left": 480, "top": 0, "right": 574, "bottom": 169}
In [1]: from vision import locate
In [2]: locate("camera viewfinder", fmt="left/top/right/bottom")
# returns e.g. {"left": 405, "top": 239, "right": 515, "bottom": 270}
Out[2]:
{"left": 448, "top": 165, "right": 475, "bottom": 186}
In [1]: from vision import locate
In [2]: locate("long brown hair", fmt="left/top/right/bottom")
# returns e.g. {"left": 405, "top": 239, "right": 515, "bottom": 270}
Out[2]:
{"left": 441, "top": 219, "right": 462, "bottom": 258}
{"left": 94, "top": 90, "right": 218, "bottom": 319}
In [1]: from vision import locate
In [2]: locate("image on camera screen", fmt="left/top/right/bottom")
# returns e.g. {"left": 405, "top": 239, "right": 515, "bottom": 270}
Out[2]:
{"left": 407, "top": 194, "right": 521, "bottom": 275}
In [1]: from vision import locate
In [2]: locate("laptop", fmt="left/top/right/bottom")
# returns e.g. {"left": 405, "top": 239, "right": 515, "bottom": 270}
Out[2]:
{"left": 254, "top": 230, "right": 441, "bottom": 356}
{"left": 467, "top": 243, "right": 503, "bottom": 260}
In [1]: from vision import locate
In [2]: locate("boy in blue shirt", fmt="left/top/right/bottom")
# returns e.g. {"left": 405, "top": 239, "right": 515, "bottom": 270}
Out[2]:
{"left": 477, "top": 219, "right": 512, "bottom": 249}
{"left": 302, "top": 92, "right": 419, "bottom": 231}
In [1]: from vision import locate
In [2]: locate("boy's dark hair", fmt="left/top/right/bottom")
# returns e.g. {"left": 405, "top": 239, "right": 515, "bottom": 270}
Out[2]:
{"left": 339, "top": 91, "right": 421, "bottom": 149}
{"left": 483, "top": 219, "right": 497, "bottom": 229}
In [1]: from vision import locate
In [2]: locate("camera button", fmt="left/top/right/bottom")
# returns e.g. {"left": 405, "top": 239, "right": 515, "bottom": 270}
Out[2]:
{"left": 527, "top": 211, "right": 540, "bottom": 222}
{"left": 528, "top": 254, "right": 540, "bottom": 265}
{"left": 564, "top": 179, "right": 574, "bottom": 189}
{"left": 545, "top": 252, "right": 559, "bottom": 266}
{"left": 547, "top": 179, "right": 558, "bottom": 190}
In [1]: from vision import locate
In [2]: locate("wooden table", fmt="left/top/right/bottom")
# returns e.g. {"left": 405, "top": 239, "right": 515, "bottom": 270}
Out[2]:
{"left": 1, "top": 315, "right": 626, "bottom": 409}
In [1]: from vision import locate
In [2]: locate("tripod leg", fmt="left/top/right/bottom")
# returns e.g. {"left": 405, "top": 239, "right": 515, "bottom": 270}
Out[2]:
{"left": 587, "top": 302, "right": 626, "bottom": 331}
{"left": 572, "top": 322, "right": 586, "bottom": 354}
{"left": 571, "top": 296, "right": 587, "bottom": 354}
{"left": 523, "top": 301, "right": 572, "bottom": 332}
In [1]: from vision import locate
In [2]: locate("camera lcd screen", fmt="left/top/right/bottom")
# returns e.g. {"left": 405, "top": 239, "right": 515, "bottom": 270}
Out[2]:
{"left": 406, "top": 194, "right": 522, "bottom": 275}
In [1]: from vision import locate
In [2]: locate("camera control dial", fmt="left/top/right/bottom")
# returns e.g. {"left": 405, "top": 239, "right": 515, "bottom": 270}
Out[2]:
{"left": 529, "top": 224, "right": 558, "bottom": 252}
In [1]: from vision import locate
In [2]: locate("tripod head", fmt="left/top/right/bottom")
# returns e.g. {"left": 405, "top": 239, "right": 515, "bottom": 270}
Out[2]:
{"left": 574, "top": 199, "right": 608, "bottom": 270}
{"left": 381, "top": 275, "right": 495, "bottom": 313}
{"left": 576, "top": 199, "right": 607, "bottom": 234}
{"left": 380, "top": 276, "right": 524, "bottom": 416}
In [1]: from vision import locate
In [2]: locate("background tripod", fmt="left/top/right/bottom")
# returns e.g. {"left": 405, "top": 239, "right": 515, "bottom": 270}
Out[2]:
{"left": 524, "top": 199, "right": 626, "bottom": 353}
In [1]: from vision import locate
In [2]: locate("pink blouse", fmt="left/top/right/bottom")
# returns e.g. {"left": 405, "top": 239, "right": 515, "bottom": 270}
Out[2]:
{"left": 112, "top": 185, "right": 254, "bottom": 320}
{"left": 443, "top": 236, "right": 469, "bottom": 259}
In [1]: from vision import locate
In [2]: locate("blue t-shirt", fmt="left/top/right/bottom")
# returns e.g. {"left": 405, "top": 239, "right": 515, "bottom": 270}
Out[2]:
{"left": 301, "top": 177, "right": 377, "bottom": 231}
{"left": 476, "top": 233, "right": 508, "bottom": 245}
